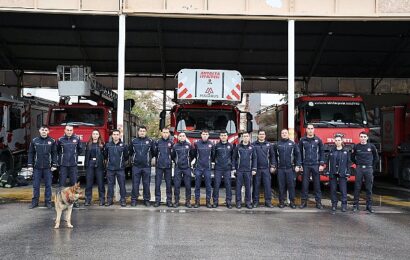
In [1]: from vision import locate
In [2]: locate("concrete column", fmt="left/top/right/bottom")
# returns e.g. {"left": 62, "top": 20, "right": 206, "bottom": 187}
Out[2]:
{"left": 115, "top": 13, "right": 126, "bottom": 202}
{"left": 288, "top": 19, "right": 295, "bottom": 141}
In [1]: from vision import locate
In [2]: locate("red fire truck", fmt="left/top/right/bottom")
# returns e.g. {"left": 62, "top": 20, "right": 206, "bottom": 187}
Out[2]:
{"left": 277, "top": 94, "right": 375, "bottom": 183}
{"left": 0, "top": 93, "right": 55, "bottom": 187}
{"left": 47, "top": 66, "right": 138, "bottom": 178}
{"left": 380, "top": 104, "right": 410, "bottom": 187}
{"left": 159, "top": 69, "right": 253, "bottom": 144}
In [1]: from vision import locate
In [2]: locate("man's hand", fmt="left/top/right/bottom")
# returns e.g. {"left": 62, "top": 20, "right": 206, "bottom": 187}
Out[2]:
{"left": 51, "top": 167, "right": 57, "bottom": 172}
{"left": 252, "top": 171, "right": 257, "bottom": 176}
{"left": 295, "top": 166, "right": 301, "bottom": 173}
{"left": 319, "top": 165, "right": 325, "bottom": 172}
{"left": 231, "top": 170, "right": 237, "bottom": 177}
{"left": 28, "top": 167, "right": 33, "bottom": 172}
{"left": 270, "top": 167, "right": 276, "bottom": 174}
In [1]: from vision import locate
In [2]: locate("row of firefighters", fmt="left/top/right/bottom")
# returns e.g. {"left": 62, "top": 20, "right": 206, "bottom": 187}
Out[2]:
{"left": 27, "top": 124, "right": 379, "bottom": 213}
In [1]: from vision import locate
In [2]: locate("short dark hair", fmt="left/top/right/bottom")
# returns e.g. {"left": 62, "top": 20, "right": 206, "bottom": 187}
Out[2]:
{"left": 334, "top": 133, "right": 344, "bottom": 138}
{"left": 201, "top": 129, "right": 209, "bottom": 134}
{"left": 138, "top": 125, "right": 147, "bottom": 131}
{"left": 39, "top": 125, "right": 49, "bottom": 130}
{"left": 65, "top": 124, "right": 73, "bottom": 129}
{"left": 281, "top": 128, "right": 289, "bottom": 132}
{"left": 241, "top": 131, "right": 250, "bottom": 137}
{"left": 161, "top": 127, "right": 170, "bottom": 132}
{"left": 219, "top": 130, "right": 228, "bottom": 135}
{"left": 111, "top": 129, "right": 120, "bottom": 134}
{"left": 306, "top": 123, "right": 314, "bottom": 128}
{"left": 359, "top": 131, "right": 368, "bottom": 137}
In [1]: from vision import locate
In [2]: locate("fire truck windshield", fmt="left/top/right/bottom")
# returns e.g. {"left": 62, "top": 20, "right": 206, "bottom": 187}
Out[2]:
{"left": 176, "top": 109, "right": 236, "bottom": 133}
{"left": 49, "top": 108, "right": 105, "bottom": 126}
{"left": 303, "top": 101, "right": 367, "bottom": 127}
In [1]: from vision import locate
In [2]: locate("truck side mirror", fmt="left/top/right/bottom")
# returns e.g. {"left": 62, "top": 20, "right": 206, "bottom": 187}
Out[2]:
{"left": 373, "top": 107, "right": 380, "bottom": 125}
{"left": 246, "top": 112, "right": 253, "bottom": 133}
{"left": 159, "top": 119, "right": 165, "bottom": 131}
{"left": 124, "top": 99, "right": 135, "bottom": 111}
{"left": 160, "top": 110, "right": 166, "bottom": 119}
{"left": 246, "top": 112, "right": 253, "bottom": 121}
{"left": 159, "top": 110, "right": 166, "bottom": 130}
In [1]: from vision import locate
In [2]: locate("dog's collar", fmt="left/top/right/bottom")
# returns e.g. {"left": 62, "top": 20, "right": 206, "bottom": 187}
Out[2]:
{"left": 58, "top": 189, "right": 74, "bottom": 205}
{"left": 65, "top": 192, "right": 74, "bottom": 204}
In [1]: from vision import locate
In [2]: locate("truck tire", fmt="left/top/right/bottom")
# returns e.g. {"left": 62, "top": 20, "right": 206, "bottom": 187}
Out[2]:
{"left": 399, "top": 159, "right": 410, "bottom": 188}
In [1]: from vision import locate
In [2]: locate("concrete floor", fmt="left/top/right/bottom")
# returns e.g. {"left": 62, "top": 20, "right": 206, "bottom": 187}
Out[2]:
{"left": 0, "top": 203, "right": 409, "bottom": 259}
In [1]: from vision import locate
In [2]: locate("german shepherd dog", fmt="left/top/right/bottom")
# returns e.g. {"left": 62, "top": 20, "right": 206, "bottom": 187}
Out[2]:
{"left": 54, "top": 182, "right": 83, "bottom": 229}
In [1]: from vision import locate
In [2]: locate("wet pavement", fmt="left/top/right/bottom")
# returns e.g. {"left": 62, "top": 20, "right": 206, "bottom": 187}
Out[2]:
{"left": 1, "top": 178, "right": 409, "bottom": 259}
{"left": 0, "top": 202, "right": 409, "bottom": 259}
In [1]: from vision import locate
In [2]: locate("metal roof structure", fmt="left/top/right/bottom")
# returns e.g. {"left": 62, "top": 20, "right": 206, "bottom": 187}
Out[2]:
{"left": 0, "top": 6, "right": 410, "bottom": 94}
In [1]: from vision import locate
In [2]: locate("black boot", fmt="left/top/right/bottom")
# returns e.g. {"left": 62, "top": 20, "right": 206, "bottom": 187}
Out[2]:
{"left": 278, "top": 202, "right": 285, "bottom": 209}
{"left": 366, "top": 206, "right": 375, "bottom": 213}
{"left": 45, "top": 202, "right": 52, "bottom": 209}
{"left": 206, "top": 200, "right": 212, "bottom": 208}
{"left": 73, "top": 201, "right": 80, "bottom": 208}
{"left": 174, "top": 201, "right": 180, "bottom": 208}
{"left": 185, "top": 201, "right": 192, "bottom": 208}
{"left": 352, "top": 204, "right": 359, "bottom": 212}
{"left": 265, "top": 202, "right": 273, "bottom": 208}
{"left": 166, "top": 201, "right": 174, "bottom": 208}
{"left": 154, "top": 201, "right": 160, "bottom": 207}
{"left": 316, "top": 202, "right": 323, "bottom": 210}
{"left": 341, "top": 204, "right": 347, "bottom": 212}
{"left": 299, "top": 200, "right": 307, "bottom": 209}
{"left": 331, "top": 205, "right": 337, "bottom": 212}
{"left": 289, "top": 201, "right": 296, "bottom": 209}
{"left": 194, "top": 200, "right": 200, "bottom": 208}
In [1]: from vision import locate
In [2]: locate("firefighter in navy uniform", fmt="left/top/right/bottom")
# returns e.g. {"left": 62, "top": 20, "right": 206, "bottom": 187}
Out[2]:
{"left": 27, "top": 125, "right": 58, "bottom": 209}
{"left": 191, "top": 130, "right": 214, "bottom": 208}
{"left": 252, "top": 130, "right": 276, "bottom": 208}
{"left": 171, "top": 132, "right": 193, "bottom": 208}
{"left": 212, "top": 131, "right": 234, "bottom": 209}
{"left": 104, "top": 129, "right": 129, "bottom": 207}
{"left": 326, "top": 134, "right": 351, "bottom": 212}
{"left": 84, "top": 129, "right": 106, "bottom": 206}
{"left": 232, "top": 132, "right": 257, "bottom": 209}
{"left": 299, "top": 124, "right": 325, "bottom": 210}
{"left": 153, "top": 127, "right": 174, "bottom": 207}
{"left": 129, "top": 126, "right": 155, "bottom": 207}
{"left": 351, "top": 131, "right": 379, "bottom": 213}
{"left": 57, "top": 124, "right": 83, "bottom": 207}
{"left": 273, "top": 129, "right": 301, "bottom": 209}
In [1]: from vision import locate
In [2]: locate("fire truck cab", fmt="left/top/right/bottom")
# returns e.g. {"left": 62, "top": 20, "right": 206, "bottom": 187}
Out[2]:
{"left": 47, "top": 66, "right": 137, "bottom": 178}
{"left": 277, "top": 94, "right": 373, "bottom": 183}
{"left": 160, "top": 69, "right": 253, "bottom": 144}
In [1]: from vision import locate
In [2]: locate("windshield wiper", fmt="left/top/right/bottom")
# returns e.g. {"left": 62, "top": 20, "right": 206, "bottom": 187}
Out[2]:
{"left": 315, "top": 121, "right": 338, "bottom": 127}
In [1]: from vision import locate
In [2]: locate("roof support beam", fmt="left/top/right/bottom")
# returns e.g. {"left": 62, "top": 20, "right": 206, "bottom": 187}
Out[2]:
{"left": 157, "top": 19, "right": 166, "bottom": 78}
{"left": 304, "top": 22, "right": 333, "bottom": 93}
{"left": 372, "top": 29, "right": 410, "bottom": 93}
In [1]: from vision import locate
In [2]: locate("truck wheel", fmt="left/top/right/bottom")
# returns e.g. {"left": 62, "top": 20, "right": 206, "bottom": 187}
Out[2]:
{"left": 399, "top": 159, "right": 410, "bottom": 188}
